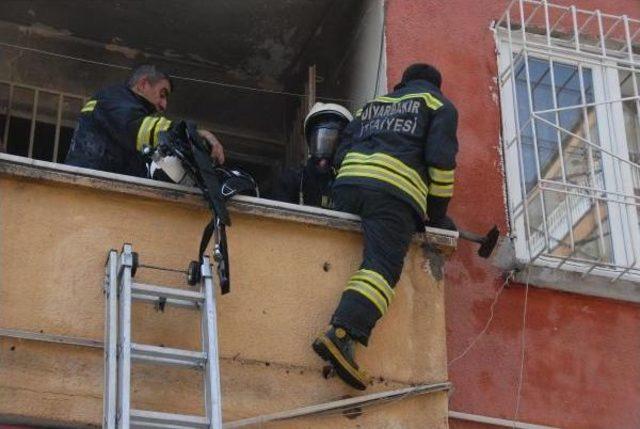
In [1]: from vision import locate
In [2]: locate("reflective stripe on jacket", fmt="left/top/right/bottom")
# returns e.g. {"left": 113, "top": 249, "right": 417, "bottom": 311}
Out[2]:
{"left": 65, "top": 84, "right": 172, "bottom": 177}
{"left": 333, "top": 79, "right": 458, "bottom": 219}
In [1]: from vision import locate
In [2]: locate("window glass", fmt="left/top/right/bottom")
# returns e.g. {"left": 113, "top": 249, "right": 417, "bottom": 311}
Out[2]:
{"left": 514, "top": 56, "right": 611, "bottom": 262}
{"left": 619, "top": 71, "right": 640, "bottom": 230}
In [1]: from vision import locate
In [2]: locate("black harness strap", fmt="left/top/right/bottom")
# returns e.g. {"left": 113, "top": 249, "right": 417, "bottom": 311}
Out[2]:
{"left": 191, "top": 137, "right": 230, "bottom": 226}
{"left": 198, "top": 217, "right": 217, "bottom": 262}
{"left": 190, "top": 142, "right": 231, "bottom": 294}
{"left": 156, "top": 122, "right": 241, "bottom": 294}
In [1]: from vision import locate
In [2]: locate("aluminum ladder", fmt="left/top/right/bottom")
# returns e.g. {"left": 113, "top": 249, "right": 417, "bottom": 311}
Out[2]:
{"left": 103, "top": 244, "right": 223, "bottom": 429}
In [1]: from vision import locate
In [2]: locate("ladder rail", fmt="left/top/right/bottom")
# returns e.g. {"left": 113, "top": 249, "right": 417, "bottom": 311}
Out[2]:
{"left": 117, "top": 244, "right": 135, "bottom": 429}
{"left": 104, "top": 250, "right": 118, "bottom": 429}
{"left": 201, "top": 259, "right": 223, "bottom": 429}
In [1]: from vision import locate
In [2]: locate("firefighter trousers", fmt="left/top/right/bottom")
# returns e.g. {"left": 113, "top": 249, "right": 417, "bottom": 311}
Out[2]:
{"left": 330, "top": 185, "right": 418, "bottom": 345}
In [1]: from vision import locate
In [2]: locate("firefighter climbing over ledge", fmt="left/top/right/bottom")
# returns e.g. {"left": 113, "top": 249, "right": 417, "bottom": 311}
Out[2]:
{"left": 312, "top": 63, "right": 459, "bottom": 390}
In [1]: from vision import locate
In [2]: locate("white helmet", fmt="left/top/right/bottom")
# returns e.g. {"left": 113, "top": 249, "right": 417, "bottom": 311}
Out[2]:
{"left": 304, "top": 102, "right": 353, "bottom": 159}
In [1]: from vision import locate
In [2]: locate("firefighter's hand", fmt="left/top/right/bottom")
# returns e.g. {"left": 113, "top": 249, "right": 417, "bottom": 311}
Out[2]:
{"left": 425, "top": 215, "right": 457, "bottom": 231}
{"left": 197, "top": 129, "right": 225, "bottom": 165}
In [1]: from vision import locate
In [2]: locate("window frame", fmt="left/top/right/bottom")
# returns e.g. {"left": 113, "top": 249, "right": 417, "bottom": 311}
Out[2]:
{"left": 497, "top": 30, "right": 640, "bottom": 283}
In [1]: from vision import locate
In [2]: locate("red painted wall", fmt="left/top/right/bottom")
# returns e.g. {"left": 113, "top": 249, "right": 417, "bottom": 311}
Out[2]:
{"left": 384, "top": 1, "right": 640, "bottom": 428}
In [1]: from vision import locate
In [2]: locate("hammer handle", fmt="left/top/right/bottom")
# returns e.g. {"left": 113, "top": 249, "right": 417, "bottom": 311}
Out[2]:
{"left": 458, "top": 229, "right": 485, "bottom": 244}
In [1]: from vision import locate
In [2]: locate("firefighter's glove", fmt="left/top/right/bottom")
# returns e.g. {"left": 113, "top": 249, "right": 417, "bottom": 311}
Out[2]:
{"left": 425, "top": 215, "right": 457, "bottom": 232}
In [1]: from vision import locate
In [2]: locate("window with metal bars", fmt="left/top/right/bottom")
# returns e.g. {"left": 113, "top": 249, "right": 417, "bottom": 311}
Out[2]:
{"left": 495, "top": 0, "right": 640, "bottom": 283}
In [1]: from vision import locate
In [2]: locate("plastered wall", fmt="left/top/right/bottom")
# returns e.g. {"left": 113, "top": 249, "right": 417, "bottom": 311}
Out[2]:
{"left": 0, "top": 170, "right": 449, "bottom": 428}
{"left": 384, "top": 0, "right": 640, "bottom": 428}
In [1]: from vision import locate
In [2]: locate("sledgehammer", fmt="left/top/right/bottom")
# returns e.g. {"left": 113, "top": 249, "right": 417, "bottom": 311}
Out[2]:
{"left": 458, "top": 225, "right": 500, "bottom": 259}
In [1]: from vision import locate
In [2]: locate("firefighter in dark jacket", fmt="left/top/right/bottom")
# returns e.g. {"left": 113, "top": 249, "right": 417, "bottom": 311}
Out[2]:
{"left": 65, "top": 64, "right": 225, "bottom": 177}
{"left": 271, "top": 102, "right": 352, "bottom": 208}
{"left": 312, "top": 64, "right": 458, "bottom": 390}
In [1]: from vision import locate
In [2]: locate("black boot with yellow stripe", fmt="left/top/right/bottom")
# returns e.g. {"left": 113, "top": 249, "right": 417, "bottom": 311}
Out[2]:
{"left": 312, "top": 326, "right": 368, "bottom": 390}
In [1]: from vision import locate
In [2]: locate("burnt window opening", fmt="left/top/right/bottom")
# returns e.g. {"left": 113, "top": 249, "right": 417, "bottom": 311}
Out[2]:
{"left": 0, "top": 82, "right": 83, "bottom": 163}
{"left": 1, "top": 115, "right": 74, "bottom": 162}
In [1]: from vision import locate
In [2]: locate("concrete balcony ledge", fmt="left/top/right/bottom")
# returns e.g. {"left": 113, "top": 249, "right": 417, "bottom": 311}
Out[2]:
{"left": 0, "top": 152, "right": 453, "bottom": 428}
{"left": 0, "top": 153, "right": 457, "bottom": 249}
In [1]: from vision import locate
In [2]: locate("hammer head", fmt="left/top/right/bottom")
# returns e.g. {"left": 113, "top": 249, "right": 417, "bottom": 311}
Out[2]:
{"left": 478, "top": 226, "right": 500, "bottom": 258}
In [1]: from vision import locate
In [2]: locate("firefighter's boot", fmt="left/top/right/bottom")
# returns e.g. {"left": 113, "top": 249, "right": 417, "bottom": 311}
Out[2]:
{"left": 312, "top": 326, "right": 368, "bottom": 390}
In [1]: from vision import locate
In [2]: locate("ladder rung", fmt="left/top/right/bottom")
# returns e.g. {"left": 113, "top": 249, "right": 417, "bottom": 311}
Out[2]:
{"left": 131, "top": 283, "right": 205, "bottom": 307}
{"left": 131, "top": 294, "right": 200, "bottom": 309}
{"left": 131, "top": 343, "right": 206, "bottom": 368}
{"left": 130, "top": 409, "right": 209, "bottom": 428}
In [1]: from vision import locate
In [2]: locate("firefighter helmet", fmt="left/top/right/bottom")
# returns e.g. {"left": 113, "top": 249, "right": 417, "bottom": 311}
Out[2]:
{"left": 304, "top": 102, "right": 353, "bottom": 159}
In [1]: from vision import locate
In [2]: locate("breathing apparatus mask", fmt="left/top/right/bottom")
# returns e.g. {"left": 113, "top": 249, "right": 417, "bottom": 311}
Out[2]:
{"left": 306, "top": 118, "right": 345, "bottom": 160}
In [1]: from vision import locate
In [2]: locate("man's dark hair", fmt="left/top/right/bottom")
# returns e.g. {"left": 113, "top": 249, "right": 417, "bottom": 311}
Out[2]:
{"left": 127, "top": 64, "right": 173, "bottom": 91}
{"left": 395, "top": 63, "right": 442, "bottom": 90}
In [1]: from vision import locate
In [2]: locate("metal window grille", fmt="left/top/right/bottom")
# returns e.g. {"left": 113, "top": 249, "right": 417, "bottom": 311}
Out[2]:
{"left": 0, "top": 80, "right": 86, "bottom": 162}
{"left": 495, "top": 0, "right": 640, "bottom": 283}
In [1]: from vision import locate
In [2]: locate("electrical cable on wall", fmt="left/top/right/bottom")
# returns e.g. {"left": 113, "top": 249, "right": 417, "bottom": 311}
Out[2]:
{"left": 447, "top": 270, "right": 515, "bottom": 367}
{"left": 513, "top": 269, "right": 530, "bottom": 426}
{"left": 0, "top": 41, "right": 354, "bottom": 103}
{"left": 446, "top": 268, "right": 533, "bottom": 429}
